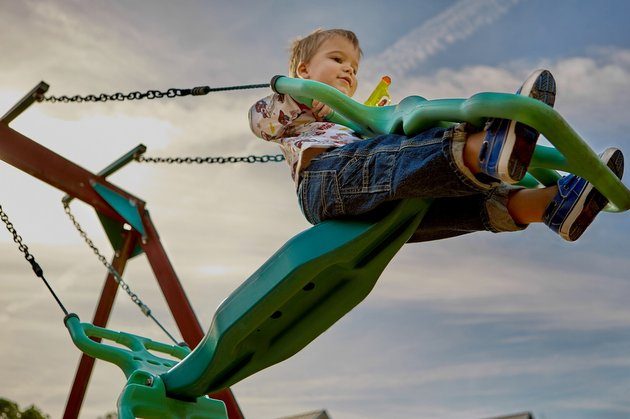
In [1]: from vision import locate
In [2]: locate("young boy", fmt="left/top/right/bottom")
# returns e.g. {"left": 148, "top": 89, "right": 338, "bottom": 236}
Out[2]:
{"left": 249, "top": 29, "right": 624, "bottom": 242}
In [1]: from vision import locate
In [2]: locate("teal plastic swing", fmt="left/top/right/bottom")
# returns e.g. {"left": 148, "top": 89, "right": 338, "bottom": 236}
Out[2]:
{"left": 65, "top": 76, "right": 630, "bottom": 418}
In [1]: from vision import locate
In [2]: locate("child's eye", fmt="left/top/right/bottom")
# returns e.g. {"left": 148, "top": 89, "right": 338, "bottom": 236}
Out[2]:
{"left": 332, "top": 57, "right": 343, "bottom": 63}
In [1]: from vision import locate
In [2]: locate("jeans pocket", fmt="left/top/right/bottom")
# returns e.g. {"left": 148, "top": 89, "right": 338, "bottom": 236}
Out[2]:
{"left": 363, "top": 151, "right": 395, "bottom": 193}
{"left": 337, "top": 157, "right": 364, "bottom": 193}
{"left": 336, "top": 151, "right": 395, "bottom": 194}
{"left": 300, "top": 170, "right": 345, "bottom": 224}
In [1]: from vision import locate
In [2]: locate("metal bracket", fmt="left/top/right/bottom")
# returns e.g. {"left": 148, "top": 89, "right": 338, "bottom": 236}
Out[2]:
{"left": 62, "top": 144, "right": 147, "bottom": 206}
{"left": 1, "top": 81, "right": 49, "bottom": 125}
{"left": 91, "top": 182, "right": 147, "bottom": 237}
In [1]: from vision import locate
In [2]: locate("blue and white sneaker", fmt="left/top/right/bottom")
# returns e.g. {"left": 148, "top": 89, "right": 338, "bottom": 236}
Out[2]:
{"left": 543, "top": 147, "right": 624, "bottom": 241}
{"left": 479, "top": 69, "right": 557, "bottom": 184}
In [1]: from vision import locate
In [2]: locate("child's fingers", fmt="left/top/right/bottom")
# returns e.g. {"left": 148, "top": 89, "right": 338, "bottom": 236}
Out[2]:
{"left": 319, "top": 105, "right": 332, "bottom": 118}
{"left": 312, "top": 100, "right": 324, "bottom": 115}
{"left": 312, "top": 100, "right": 332, "bottom": 120}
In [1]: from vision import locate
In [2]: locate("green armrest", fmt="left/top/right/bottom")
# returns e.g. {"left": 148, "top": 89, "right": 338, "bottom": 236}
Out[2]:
{"left": 64, "top": 314, "right": 227, "bottom": 418}
{"left": 272, "top": 76, "right": 629, "bottom": 212}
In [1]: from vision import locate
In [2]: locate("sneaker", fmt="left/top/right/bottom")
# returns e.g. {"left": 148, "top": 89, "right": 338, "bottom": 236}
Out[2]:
{"left": 543, "top": 147, "right": 624, "bottom": 241}
{"left": 478, "top": 69, "right": 557, "bottom": 183}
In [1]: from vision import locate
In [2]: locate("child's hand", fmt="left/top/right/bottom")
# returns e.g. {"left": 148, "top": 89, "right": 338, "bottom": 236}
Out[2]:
{"left": 312, "top": 100, "right": 332, "bottom": 121}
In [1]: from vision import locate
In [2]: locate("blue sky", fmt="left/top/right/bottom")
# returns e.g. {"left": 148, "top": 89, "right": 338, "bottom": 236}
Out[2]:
{"left": 0, "top": 1, "right": 629, "bottom": 418}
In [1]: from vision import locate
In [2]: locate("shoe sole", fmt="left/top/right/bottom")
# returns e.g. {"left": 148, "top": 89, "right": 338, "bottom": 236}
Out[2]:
{"left": 516, "top": 68, "right": 557, "bottom": 108}
{"left": 501, "top": 70, "right": 557, "bottom": 183}
{"left": 561, "top": 148, "right": 624, "bottom": 241}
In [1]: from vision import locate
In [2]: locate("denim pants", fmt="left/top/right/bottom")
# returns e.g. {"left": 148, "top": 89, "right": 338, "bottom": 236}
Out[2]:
{"left": 297, "top": 124, "right": 526, "bottom": 243}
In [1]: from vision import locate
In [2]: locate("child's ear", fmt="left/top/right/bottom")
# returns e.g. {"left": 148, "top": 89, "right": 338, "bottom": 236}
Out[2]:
{"left": 296, "top": 61, "right": 310, "bottom": 79}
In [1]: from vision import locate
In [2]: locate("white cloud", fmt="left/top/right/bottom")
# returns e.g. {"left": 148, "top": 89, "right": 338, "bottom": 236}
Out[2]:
{"left": 364, "top": 0, "right": 521, "bottom": 81}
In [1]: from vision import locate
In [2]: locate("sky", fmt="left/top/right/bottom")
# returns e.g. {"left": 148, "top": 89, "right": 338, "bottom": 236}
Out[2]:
{"left": 0, "top": 0, "right": 629, "bottom": 418}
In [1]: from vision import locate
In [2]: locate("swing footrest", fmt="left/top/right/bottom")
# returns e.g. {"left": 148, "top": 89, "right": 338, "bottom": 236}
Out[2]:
{"left": 117, "top": 372, "right": 227, "bottom": 419}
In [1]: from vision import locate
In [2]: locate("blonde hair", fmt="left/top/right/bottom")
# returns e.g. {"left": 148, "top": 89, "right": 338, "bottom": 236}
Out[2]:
{"left": 288, "top": 28, "right": 362, "bottom": 77}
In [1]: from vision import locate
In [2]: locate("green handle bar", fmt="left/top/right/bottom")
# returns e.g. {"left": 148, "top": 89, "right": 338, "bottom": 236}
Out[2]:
{"left": 64, "top": 313, "right": 188, "bottom": 378}
{"left": 271, "top": 76, "right": 629, "bottom": 212}
{"left": 64, "top": 314, "right": 227, "bottom": 418}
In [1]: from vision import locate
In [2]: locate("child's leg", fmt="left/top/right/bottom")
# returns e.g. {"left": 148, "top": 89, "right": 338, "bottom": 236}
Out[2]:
{"left": 410, "top": 148, "right": 623, "bottom": 243}
{"left": 474, "top": 70, "right": 556, "bottom": 184}
{"left": 503, "top": 147, "right": 624, "bottom": 240}
{"left": 408, "top": 184, "right": 528, "bottom": 243}
{"left": 543, "top": 148, "right": 624, "bottom": 241}
{"left": 408, "top": 193, "right": 509, "bottom": 243}
{"left": 298, "top": 72, "right": 557, "bottom": 225}
{"left": 298, "top": 126, "right": 495, "bottom": 225}
{"left": 507, "top": 186, "right": 558, "bottom": 224}
{"left": 462, "top": 130, "right": 486, "bottom": 174}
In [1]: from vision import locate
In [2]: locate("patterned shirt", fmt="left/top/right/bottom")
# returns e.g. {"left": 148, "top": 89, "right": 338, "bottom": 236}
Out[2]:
{"left": 248, "top": 93, "right": 362, "bottom": 186}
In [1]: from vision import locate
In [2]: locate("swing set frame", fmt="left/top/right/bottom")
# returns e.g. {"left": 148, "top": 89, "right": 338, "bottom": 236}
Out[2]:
{"left": 0, "top": 82, "right": 244, "bottom": 419}
{"left": 2, "top": 76, "right": 628, "bottom": 419}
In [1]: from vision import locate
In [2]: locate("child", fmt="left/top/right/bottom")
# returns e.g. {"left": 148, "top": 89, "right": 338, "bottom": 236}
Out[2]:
{"left": 249, "top": 29, "right": 624, "bottom": 242}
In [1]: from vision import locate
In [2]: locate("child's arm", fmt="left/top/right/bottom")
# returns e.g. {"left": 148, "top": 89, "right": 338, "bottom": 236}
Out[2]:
{"left": 249, "top": 93, "right": 307, "bottom": 141}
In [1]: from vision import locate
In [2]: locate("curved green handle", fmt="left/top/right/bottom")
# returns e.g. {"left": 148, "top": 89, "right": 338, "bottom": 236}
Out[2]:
{"left": 271, "top": 76, "right": 629, "bottom": 212}
{"left": 64, "top": 315, "right": 227, "bottom": 418}
{"left": 64, "top": 314, "right": 189, "bottom": 378}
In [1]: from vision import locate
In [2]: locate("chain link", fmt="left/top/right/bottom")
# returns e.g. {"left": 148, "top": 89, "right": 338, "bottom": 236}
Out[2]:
{"left": 135, "top": 153, "right": 285, "bottom": 165}
{"left": 0, "top": 205, "right": 43, "bottom": 276}
{"left": 39, "top": 83, "right": 270, "bottom": 104}
{"left": 0, "top": 207, "right": 30, "bottom": 255}
{"left": 62, "top": 202, "right": 152, "bottom": 312}
{"left": 62, "top": 202, "right": 180, "bottom": 344}
{"left": 1, "top": 200, "right": 179, "bottom": 343}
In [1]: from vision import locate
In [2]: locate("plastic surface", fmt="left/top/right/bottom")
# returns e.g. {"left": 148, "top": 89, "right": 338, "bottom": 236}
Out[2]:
{"left": 272, "top": 76, "right": 629, "bottom": 212}
{"left": 364, "top": 75, "right": 392, "bottom": 107}
{"left": 64, "top": 314, "right": 227, "bottom": 418}
{"left": 162, "top": 197, "right": 431, "bottom": 398}
{"left": 93, "top": 182, "right": 147, "bottom": 236}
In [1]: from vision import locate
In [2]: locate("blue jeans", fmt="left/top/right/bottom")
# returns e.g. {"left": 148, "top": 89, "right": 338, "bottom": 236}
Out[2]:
{"left": 297, "top": 124, "right": 526, "bottom": 242}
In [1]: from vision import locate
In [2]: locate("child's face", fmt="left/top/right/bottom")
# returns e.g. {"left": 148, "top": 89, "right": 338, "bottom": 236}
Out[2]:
{"left": 297, "top": 36, "right": 360, "bottom": 97}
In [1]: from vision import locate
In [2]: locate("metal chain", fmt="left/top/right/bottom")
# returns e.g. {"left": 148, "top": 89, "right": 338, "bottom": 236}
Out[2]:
{"left": 63, "top": 202, "right": 179, "bottom": 344}
{"left": 39, "top": 83, "right": 270, "bottom": 104}
{"left": 135, "top": 153, "right": 285, "bottom": 164}
{"left": 1, "top": 206, "right": 32, "bottom": 258}
{"left": 0, "top": 203, "right": 69, "bottom": 315}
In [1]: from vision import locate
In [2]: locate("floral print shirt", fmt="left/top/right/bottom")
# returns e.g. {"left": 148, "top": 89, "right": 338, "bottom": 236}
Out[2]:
{"left": 248, "top": 93, "right": 362, "bottom": 187}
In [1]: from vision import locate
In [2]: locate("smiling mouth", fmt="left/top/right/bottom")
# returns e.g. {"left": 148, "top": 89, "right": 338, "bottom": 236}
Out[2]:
{"left": 338, "top": 77, "right": 352, "bottom": 86}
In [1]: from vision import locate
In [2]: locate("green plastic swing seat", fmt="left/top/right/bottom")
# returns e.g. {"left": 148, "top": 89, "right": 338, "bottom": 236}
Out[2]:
{"left": 161, "top": 197, "right": 431, "bottom": 398}
{"left": 65, "top": 76, "right": 629, "bottom": 418}
{"left": 65, "top": 196, "right": 431, "bottom": 418}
